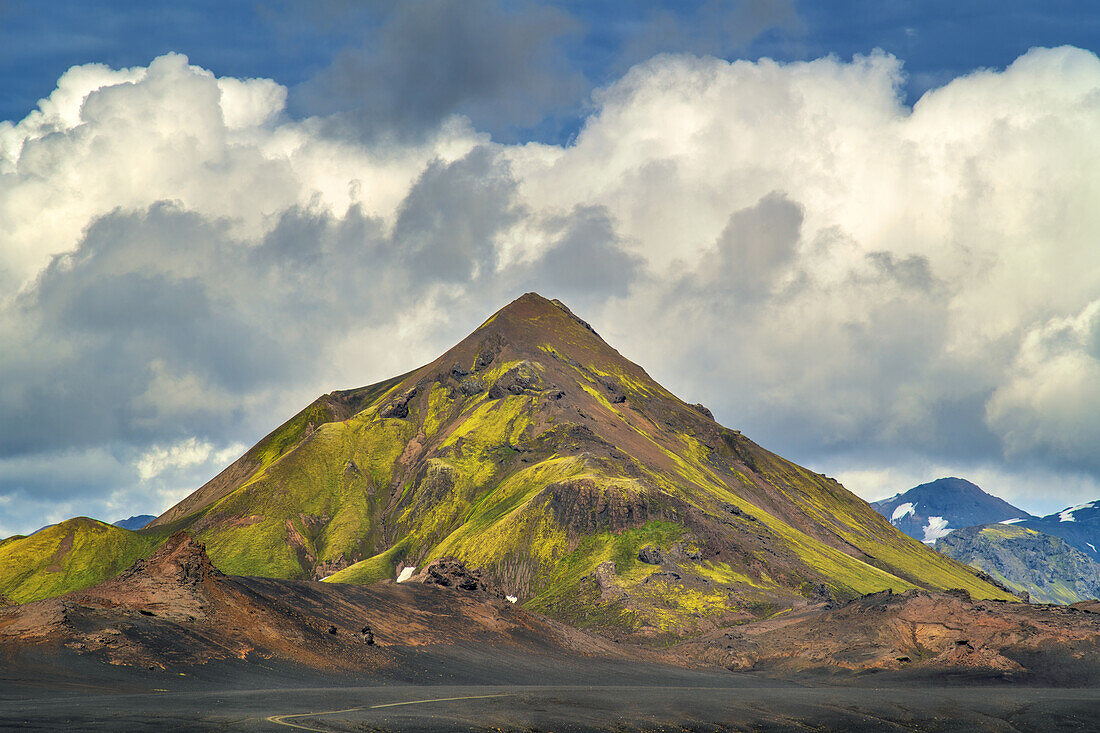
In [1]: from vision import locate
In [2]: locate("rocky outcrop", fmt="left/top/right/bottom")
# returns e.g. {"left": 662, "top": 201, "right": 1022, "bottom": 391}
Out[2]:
{"left": 680, "top": 588, "right": 1100, "bottom": 683}
{"left": 409, "top": 557, "right": 499, "bottom": 596}
{"left": 487, "top": 361, "right": 544, "bottom": 399}
{"left": 541, "top": 478, "right": 660, "bottom": 535}
{"left": 379, "top": 387, "right": 418, "bottom": 419}
{"left": 116, "top": 532, "right": 221, "bottom": 585}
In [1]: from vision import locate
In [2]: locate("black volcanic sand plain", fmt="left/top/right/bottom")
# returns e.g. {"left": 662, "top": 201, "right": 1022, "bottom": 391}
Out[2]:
{"left": 3, "top": 674, "right": 1100, "bottom": 731}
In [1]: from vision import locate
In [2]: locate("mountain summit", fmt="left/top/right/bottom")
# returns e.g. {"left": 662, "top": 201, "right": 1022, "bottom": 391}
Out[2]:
{"left": 1, "top": 293, "right": 1014, "bottom": 633}
{"left": 873, "top": 477, "right": 1033, "bottom": 544}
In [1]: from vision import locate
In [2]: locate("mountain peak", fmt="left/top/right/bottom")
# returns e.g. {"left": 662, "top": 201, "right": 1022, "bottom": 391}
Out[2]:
{"left": 14, "top": 296, "right": 1016, "bottom": 630}
{"left": 475, "top": 292, "right": 600, "bottom": 342}
{"left": 872, "top": 477, "right": 1032, "bottom": 544}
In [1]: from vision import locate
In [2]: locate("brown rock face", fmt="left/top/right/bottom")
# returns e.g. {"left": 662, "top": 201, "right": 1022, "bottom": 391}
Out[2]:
{"left": 679, "top": 589, "right": 1100, "bottom": 683}
{"left": 116, "top": 531, "right": 222, "bottom": 585}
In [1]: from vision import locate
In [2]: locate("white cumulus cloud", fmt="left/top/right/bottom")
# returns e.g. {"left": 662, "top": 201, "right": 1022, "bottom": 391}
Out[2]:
{"left": 3, "top": 46, "right": 1100, "bottom": 533}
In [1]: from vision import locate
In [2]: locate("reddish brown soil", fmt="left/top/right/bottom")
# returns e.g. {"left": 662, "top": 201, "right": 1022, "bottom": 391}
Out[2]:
{"left": 4, "top": 534, "right": 1099, "bottom": 689}
{"left": 0, "top": 533, "right": 647, "bottom": 677}
{"left": 680, "top": 588, "right": 1100, "bottom": 684}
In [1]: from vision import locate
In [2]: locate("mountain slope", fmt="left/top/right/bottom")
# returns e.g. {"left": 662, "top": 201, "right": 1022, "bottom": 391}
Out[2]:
{"left": 2, "top": 293, "right": 1014, "bottom": 635}
{"left": 0, "top": 518, "right": 163, "bottom": 604}
{"left": 936, "top": 524, "right": 1100, "bottom": 604}
{"left": 1018, "top": 501, "right": 1100, "bottom": 562}
{"left": 872, "top": 477, "right": 1032, "bottom": 543}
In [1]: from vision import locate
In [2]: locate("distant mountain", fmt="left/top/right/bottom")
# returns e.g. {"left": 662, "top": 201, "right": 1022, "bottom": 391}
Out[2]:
{"left": 937, "top": 524, "right": 1100, "bottom": 604}
{"left": 872, "top": 477, "right": 1032, "bottom": 543}
{"left": 0, "top": 293, "right": 1014, "bottom": 630}
{"left": 112, "top": 515, "right": 156, "bottom": 531}
{"left": 1017, "top": 501, "right": 1100, "bottom": 562}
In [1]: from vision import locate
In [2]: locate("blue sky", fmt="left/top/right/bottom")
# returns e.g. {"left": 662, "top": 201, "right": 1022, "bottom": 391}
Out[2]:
{"left": 3, "top": 1, "right": 1098, "bottom": 143}
{"left": 1, "top": 1, "right": 1100, "bottom": 534}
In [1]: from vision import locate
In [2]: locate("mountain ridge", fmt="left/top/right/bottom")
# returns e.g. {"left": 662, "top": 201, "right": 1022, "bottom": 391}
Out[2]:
{"left": 937, "top": 523, "right": 1100, "bottom": 604}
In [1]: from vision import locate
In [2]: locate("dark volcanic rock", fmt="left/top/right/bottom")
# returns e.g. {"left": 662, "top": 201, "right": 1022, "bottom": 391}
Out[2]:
{"left": 690, "top": 403, "right": 714, "bottom": 420}
{"left": 410, "top": 557, "right": 497, "bottom": 595}
{"left": 379, "top": 387, "right": 418, "bottom": 419}
{"left": 638, "top": 546, "right": 664, "bottom": 565}
{"left": 459, "top": 378, "right": 484, "bottom": 396}
{"left": 487, "top": 361, "right": 544, "bottom": 399}
{"left": 541, "top": 478, "right": 660, "bottom": 535}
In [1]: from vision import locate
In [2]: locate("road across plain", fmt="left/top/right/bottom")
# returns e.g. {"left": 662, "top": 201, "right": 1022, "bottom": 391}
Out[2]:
{"left": 4, "top": 683, "right": 1100, "bottom": 731}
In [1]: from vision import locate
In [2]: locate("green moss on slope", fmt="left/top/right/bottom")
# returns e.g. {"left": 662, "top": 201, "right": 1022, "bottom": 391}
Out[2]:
{"left": 0, "top": 518, "right": 163, "bottom": 603}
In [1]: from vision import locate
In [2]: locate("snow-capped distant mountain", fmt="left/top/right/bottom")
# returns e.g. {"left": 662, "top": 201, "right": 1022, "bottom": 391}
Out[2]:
{"left": 872, "top": 477, "right": 1033, "bottom": 544}
{"left": 1019, "top": 501, "right": 1100, "bottom": 561}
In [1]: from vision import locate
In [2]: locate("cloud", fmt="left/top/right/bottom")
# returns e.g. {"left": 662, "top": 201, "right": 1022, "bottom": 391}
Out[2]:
{"left": 136, "top": 437, "right": 227, "bottom": 481}
{"left": 3, "top": 46, "right": 1100, "bottom": 533}
{"left": 985, "top": 301, "right": 1100, "bottom": 471}
{"left": 294, "top": 0, "right": 585, "bottom": 142}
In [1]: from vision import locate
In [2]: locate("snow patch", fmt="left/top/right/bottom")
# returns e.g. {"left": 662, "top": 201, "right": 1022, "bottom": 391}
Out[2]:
{"left": 396, "top": 566, "right": 415, "bottom": 583}
{"left": 505, "top": 595, "right": 518, "bottom": 604}
{"left": 1059, "top": 501, "right": 1096, "bottom": 522}
{"left": 891, "top": 502, "right": 916, "bottom": 521}
{"left": 1088, "top": 543, "right": 1097, "bottom": 554}
{"left": 922, "top": 516, "right": 951, "bottom": 543}
{"left": 999, "top": 518, "right": 1025, "bottom": 525}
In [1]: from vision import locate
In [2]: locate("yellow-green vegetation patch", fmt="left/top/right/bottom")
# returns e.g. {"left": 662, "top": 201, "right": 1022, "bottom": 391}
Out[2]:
{"left": 201, "top": 517, "right": 307, "bottom": 578}
{"left": 325, "top": 541, "right": 410, "bottom": 585}
{"left": 0, "top": 518, "right": 163, "bottom": 603}
{"left": 422, "top": 382, "right": 455, "bottom": 438}
{"left": 197, "top": 416, "right": 414, "bottom": 578}
{"left": 527, "top": 521, "right": 687, "bottom": 629}
{"left": 250, "top": 400, "right": 334, "bottom": 473}
{"left": 844, "top": 533, "right": 1017, "bottom": 601}
{"left": 427, "top": 457, "right": 590, "bottom": 568}
{"left": 979, "top": 524, "right": 1035, "bottom": 541}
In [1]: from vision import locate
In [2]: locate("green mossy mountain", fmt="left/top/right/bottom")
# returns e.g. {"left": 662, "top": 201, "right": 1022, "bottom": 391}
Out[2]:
{"left": 0, "top": 518, "right": 162, "bottom": 604}
{"left": 0, "top": 293, "right": 1014, "bottom": 635}
{"left": 937, "top": 524, "right": 1100, "bottom": 605}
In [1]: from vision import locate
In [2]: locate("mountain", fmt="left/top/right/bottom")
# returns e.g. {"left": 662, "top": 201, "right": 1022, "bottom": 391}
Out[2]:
{"left": 872, "top": 477, "right": 1032, "bottom": 543}
{"left": 0, "top": 293, "right": 1014, "bottom": 636}
{"left": 113, "top": 514, "right": 156, "bottom": 530}
{"left": 0, "top": 518, "right": 159, "bottom": 604}
{"left": 1017, "top": 501, "right": 1100, "bottom": 562}
{"left": 936, "top": 524, "right": 1100, "bottom": 604}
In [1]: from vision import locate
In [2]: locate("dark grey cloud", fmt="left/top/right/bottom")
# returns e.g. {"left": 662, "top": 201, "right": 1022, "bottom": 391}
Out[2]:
{"left": 295, "top": 0, "right": 585, "bottom": 142}
{"left": 710, "top": 190, "right": 803, "bottom": 298}
{"left": 394, "top": 146, "right": 522, "bottom": 280}
{"left": 523, "top": 205, "right": 642, "bottom": 300}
